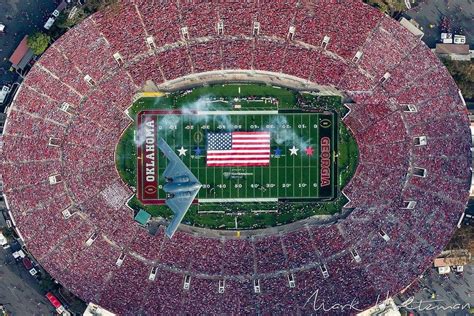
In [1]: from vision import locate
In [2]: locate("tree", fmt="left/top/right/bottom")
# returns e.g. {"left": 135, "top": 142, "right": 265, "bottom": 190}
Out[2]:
{"left": 84, "top": 0, "right": 119, "bottom": 13}
{"left": 27, "top": 32, "right": 51, "bottom": 55}
{"left": 443, "top": 59, "right": 474, "bottom": 99}
{"left": 363, "top": 0, "right": 408, "bottom": 16}
{"left": 55, "top": 9, "right": 88, "bottom": 30}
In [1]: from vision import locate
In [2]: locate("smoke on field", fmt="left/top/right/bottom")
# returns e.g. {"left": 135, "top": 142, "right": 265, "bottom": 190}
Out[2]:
{"left": 135, "top": 95, "right": 311, "bottom": 151}
{"left": 134, "top": 116, "right": 154, "bottom": 147}
{"left": 267, "top": 115, "right": 310, "bottom": 150}
{"left": 180, "top": 95, "right": 233, "bottom": 129}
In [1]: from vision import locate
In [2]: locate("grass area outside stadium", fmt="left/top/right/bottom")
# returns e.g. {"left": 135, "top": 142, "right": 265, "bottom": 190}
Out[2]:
{"left": 115, "top": 83, "right": 359, "bottom": 230}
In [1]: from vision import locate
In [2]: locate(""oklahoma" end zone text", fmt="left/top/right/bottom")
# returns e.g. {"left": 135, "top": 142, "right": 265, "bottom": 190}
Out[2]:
{"left": 144, "top": 120, "right": 156, "bottom": 183}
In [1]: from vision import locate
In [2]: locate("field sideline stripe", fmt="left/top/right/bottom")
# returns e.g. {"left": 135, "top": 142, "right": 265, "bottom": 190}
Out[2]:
{"left": 199, "top": 198, "right": 278, "bottom": 203}
{"left": 198, "top": 110, "right": 278, "bottom": 115}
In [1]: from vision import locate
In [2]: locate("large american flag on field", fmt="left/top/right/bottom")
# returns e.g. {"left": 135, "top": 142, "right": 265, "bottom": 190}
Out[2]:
{"left": 206, "top": 131, "right": 271, "bottom": 167}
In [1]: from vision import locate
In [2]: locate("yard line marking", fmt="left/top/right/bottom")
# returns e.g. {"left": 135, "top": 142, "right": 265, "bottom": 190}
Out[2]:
{"left": 300, "top": 114, "right": 303, "bottom": 198}
{"left": 277, "top": 118, "right": 280, "bottom": 200}
{"left": 291, "top": 115, "right": 296, "bottom": 196}
{"left": 261, "top": 114, "right": 264, "bottom": 198}
{"left": 199, "top": 198, "right": 278, "bottom": 203}
{"left": 213, "top": 115, "right": 217, "bottom": 200}
{"left": 198, "top": 110, "right": 278, "bottom": 115}
{"left": 308, "top": 114, "right": 311, "bottom": 198}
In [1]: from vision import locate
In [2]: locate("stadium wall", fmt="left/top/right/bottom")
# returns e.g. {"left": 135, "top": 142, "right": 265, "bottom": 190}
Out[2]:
{"left": 153, "top": 70, "right": 343, "bottom": 95}
{"left": 172, "top": 210, "right": 348, "bottom": 239}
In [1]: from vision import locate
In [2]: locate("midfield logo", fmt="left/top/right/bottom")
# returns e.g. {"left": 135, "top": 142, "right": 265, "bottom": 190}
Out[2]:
{"left": 320, "top": 119, "right": 332, "bottom": 128}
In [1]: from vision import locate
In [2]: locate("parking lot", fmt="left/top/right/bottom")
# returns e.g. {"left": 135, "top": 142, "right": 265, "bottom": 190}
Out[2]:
{"left": 395, "top": 265, "right": 474, "bottom": 315}
{"left": 406, "top": 0, "right": 474, "bottom": 49}
{"left": 0, "top": 246, "right": 54, "bottom": 315}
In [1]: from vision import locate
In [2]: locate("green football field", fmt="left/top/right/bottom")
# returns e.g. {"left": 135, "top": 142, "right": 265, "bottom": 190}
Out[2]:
{"left": 115, "top": 83, "right": 359, "bottom": 229}
{"left": 137, "top": 110, "right": 336, "bottom": 204}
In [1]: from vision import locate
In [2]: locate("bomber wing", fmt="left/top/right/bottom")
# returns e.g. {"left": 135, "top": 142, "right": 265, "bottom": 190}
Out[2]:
{"left": 158, "top": 138, "right": 199, "bottom": 184}
{"left": 158, "top": 138, "right": 200, "bottom": 238}
{"left": 164, "top": 189, "right": 199, "bottom": 238}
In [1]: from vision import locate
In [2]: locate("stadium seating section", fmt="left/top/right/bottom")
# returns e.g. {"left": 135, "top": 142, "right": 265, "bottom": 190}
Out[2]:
{"left": 0, "top": 0, "right": 470, "bottom": 314}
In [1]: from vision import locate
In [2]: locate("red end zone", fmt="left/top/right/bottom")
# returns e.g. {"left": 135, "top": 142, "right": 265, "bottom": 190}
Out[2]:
{"left": 137, "top": 110, "right": 198, "bottom": 205}
{"left": 137, "top": 111, "right": 163, "bottom": 204}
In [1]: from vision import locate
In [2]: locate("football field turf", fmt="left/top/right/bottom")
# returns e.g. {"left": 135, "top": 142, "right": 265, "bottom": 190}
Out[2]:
{"left": 137, "top": 110, "right": 336, "bottom": 204}
{"left": 115, "top": 84, "right": 358, "bottom": 229}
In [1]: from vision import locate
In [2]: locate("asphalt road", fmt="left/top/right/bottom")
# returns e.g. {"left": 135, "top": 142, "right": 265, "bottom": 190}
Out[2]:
{"left": 406, "top": 0, "right": 474, "bottom": 49}
{"left": 395, "top": 265, "right": 474, "bottom": 315}
{"left": 0, "top": 247, "right": 54, "bottom": 315}
{"left": 0, "top": 0, "right": 58, "bottom": 84}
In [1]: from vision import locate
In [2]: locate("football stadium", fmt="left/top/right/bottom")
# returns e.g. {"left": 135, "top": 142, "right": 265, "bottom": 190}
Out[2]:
{"left": 0, "top": 0, "right": 471, "bottom": 314}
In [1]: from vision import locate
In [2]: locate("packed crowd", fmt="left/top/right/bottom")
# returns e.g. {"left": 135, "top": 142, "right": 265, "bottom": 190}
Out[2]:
{"left": 0, "top": 1, "right": 470, "bottom": 315}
